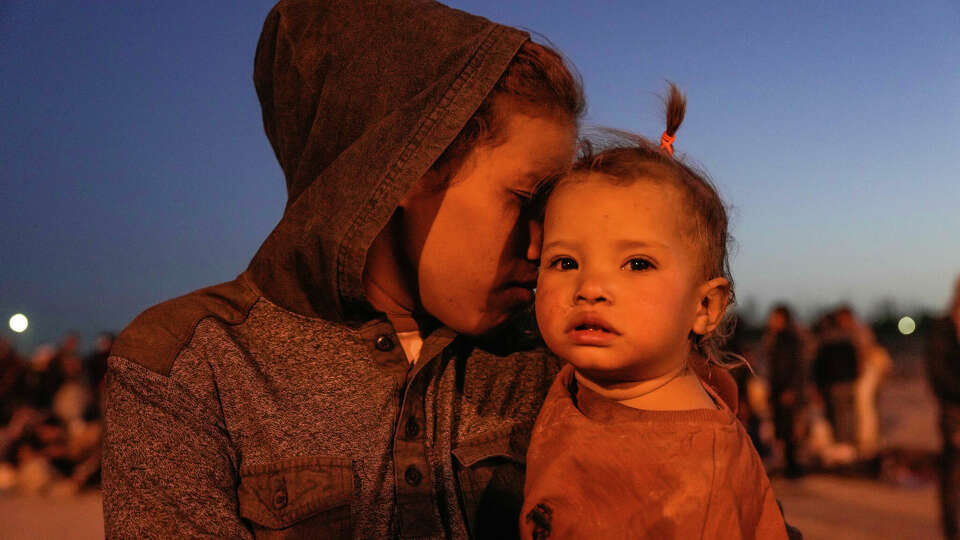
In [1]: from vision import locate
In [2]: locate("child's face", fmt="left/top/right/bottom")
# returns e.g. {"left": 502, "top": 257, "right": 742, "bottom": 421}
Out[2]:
{"left": 536, "top": 175, "right": 713, "bottom": 382}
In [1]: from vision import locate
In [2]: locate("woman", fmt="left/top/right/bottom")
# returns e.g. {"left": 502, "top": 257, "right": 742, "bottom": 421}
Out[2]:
{"left": 103, "top": 1, "right": 584, "bottom": 537}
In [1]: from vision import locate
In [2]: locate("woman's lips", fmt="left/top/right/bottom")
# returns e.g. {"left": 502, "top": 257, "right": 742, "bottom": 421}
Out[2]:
{"left": 503, "top": 286, "right": 534, "bottom": 304}
{"left": 501, "top": 280, "right": 537, "bottom": 304}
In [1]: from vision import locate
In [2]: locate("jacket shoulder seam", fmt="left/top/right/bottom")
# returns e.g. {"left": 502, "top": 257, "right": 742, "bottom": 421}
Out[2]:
{"left": 111, "top": 277, "right": 260, "bottom": 377}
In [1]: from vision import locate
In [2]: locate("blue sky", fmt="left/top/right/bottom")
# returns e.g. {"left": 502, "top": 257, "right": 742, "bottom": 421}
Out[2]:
{"left": 2, "top": 1, "right": 958, "bottom": 348}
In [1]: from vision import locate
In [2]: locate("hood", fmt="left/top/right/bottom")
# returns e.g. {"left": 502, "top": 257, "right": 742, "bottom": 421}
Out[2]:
{"left": 246, "top": 0, "right": 529, "bottom": 321}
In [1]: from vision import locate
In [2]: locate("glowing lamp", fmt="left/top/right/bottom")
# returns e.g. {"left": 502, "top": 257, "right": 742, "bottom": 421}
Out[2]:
{"left": 8, "top": 314, "right": 28, "bottom": 333}
{"left": 897, "top": 316, "right": 916, "bottom": 336}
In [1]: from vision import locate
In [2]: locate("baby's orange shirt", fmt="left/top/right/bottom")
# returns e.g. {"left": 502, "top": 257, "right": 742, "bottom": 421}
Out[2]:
{"left": 520, "top": 364, "right": 788, "bottom": 539}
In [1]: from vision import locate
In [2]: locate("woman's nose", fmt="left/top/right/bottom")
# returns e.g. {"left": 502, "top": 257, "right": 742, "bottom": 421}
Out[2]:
{"left": 526, "top": 219, "right": 543, "bottom": 263}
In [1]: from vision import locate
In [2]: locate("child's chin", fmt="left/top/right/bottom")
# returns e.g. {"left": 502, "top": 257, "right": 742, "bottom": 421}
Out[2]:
{"left": 567, "top": 358, "right": 629, "bottom": 382}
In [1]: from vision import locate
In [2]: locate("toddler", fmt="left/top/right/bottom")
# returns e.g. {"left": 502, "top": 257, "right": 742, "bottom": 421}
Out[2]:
{"left": 521, "top": 85, "right": 789, "bottom": 539}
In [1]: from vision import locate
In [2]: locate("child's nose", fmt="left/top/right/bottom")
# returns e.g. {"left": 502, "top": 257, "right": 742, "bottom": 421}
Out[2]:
{"left": 574, "top": 273, "right": 611, "bottom": 305}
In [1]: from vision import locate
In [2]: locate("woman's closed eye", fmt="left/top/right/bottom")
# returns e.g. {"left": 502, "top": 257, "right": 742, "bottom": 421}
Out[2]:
{"left": 547, "top": 256, "right": 578, "bottom": 271}
{"left": 623, "top": 257, "right": 654, "bottom": 271}
{"left": 510, "top": 189, "right": 534, "bottom": 203}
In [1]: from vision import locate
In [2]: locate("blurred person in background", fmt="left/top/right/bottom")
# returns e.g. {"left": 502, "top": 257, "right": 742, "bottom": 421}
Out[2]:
{"left": 1, "top": 345, "right": 61, "bottom": 493}
{"left": 51, "top": 348, "right": 92, "bottom": 427}
{"left": 926, "top": 276, "right": 960, "bottom": 540}
{"left": 0, "top": 338, "right": 26, "bottom": 489}
{"left": 812, "top": 308, "right": 860, "bottom": 456}
{"left": 0, "top": 334, "right": 104, "bottom": 496}
{"left": 51, "top": 332, "right": 80, "bottom": 377}
{"left": 0, "top": 337, "right": 25, "bottom": 425}
{"left": 727, "top": 315, "right": 772, "bottom": 458}
{"left": 17, "top": 344, "right": 60, "bottom": 412}
{"left": 762, "top": 304, "right": 808, "bottom": 478}
{"left": 84, "top": 332, "right": 113, "bottom": 415}
{"left": 834, "top": 306, "right": 889, "bottom": 463}
{"left": 46, "top": 348, "right": 102, "bottom": 496}
{"left": 854, "top": 338, "right": 891, "bottom": 462}
{"left": 8, "top": 421, "right": 61, "bottom": 495}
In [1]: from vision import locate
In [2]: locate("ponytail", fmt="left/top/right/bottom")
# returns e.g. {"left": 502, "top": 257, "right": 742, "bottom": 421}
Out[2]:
{"left": 664, "top": 82, "right": 686, "bottom": 137}
{"left": 659, "top": 81, "right": 686, "bottom": 155}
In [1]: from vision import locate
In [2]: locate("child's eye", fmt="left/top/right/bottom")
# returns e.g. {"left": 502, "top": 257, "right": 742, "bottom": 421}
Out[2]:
{"left": 623, "top": 258, "right": 653, "bottom": 271}
{"left": 549, "top": 257, "right": 578, "bottom": 271}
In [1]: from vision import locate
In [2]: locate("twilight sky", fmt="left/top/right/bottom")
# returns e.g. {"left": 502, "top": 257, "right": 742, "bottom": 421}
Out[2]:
{"left": 2, "top": 1, "right": 958, "bottom": 349}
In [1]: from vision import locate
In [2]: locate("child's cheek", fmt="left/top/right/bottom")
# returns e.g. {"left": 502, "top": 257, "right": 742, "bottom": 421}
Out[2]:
{"left": 535, "top": 279, "right": 568, "bottom": 339}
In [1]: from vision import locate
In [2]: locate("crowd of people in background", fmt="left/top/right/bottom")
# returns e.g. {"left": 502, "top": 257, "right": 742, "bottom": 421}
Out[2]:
{"left": 0, "top": 332, "right": 112, "bottom": 496}
{"left": 731, "top": 305, "right": 893, "bottom": 480}
{"left": 0, "top": 281, "right": 958, "bottom": 539}
{"left": 725, "top": 277, "right": 960, "bottom": 540}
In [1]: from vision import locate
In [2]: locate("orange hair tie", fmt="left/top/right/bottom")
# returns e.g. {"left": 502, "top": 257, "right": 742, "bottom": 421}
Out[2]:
{"left": 659, "top": 132, "right": 676, "bottom": 156}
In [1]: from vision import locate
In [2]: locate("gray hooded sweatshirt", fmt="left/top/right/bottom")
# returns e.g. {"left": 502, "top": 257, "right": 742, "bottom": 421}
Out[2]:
{"left": 102, "top": 0, "right": 560, "bottom": 537}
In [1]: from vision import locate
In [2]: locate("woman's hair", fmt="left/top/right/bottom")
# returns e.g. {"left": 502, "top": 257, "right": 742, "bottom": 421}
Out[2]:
{"left": 428, "top": 40, "right": 586, "bottom": 187}
{"left": 552, "top": 82, "right": 736, "bottom": 367}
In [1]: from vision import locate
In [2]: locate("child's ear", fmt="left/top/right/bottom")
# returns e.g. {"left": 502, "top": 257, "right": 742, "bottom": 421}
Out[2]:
{"left": 692, "top": 277, "right": 730, "bottom": 336}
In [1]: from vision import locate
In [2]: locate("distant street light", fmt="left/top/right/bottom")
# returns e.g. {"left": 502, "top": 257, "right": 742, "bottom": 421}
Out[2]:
{"left": 9, "top": 314, "right": 29, "bottom": 333}
{"left": 897, "top": 316, "right": 916, "bottom": 336}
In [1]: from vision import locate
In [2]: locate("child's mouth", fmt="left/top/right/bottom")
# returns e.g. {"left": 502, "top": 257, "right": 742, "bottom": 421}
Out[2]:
{"left": 566, "top": 314, "right": 620, "bottom": 345}
{"left": 568, "top": 325, "right": 618, "bottom": 346}
{"left": 575, "top": 324, "right": 612, "bottom": 333}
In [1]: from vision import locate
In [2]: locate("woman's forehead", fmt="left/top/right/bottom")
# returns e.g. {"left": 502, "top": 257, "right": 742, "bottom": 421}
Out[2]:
{"left": 497, "top": 112, "right": 575, "bottom": 163}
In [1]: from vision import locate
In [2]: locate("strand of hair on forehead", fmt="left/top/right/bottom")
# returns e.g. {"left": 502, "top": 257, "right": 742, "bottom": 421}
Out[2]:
{"left": 664, "top": 81, "right": 686, "bottom": 137}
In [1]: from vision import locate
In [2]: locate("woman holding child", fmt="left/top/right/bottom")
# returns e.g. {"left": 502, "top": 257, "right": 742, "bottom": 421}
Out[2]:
{"left": 103, "top": 0, "right": 791, "bottom": 538}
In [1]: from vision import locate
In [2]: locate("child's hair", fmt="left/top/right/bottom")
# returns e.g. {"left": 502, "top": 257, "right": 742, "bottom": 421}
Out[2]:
{"left": 553, "top": 82, "right": 737, "bottom": 367}
{"left": 429, "top": 40, "right": 586, "bottom": 188}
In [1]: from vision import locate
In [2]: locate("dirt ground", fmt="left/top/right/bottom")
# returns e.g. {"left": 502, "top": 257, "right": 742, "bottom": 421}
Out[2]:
{"left": 774, "top": 474, "right": 939, "bottom": 540}
{"left": 0, "top": 378, "right": 946, "bottom": 539}
{"left": 1, "top": 490, "right": 103, "bottom": 540}
{"left": 770, "top": 376, "right": 943, "bottom": 540}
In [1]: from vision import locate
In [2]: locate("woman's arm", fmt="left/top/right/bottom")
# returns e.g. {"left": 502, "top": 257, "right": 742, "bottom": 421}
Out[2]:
{"left": 103, "top": 355, "right": 253, "bottom": 538}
